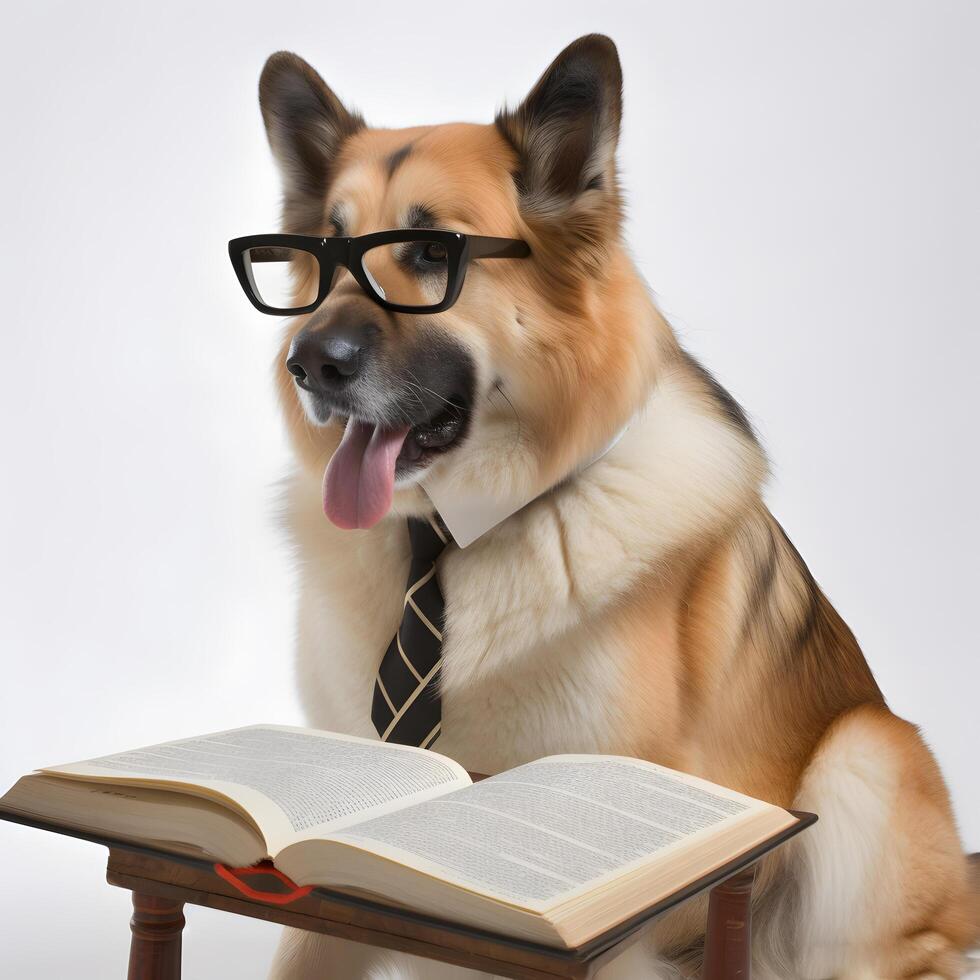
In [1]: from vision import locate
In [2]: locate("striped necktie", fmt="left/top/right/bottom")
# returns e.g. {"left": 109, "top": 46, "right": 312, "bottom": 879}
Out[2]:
{"left": 371, "top": 515, "right": 450, "bottom": 748}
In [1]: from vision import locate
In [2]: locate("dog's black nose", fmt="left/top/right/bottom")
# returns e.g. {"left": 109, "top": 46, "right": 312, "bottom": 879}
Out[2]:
{"left": 286, "top": 322, "right": 378, "bottom": 388}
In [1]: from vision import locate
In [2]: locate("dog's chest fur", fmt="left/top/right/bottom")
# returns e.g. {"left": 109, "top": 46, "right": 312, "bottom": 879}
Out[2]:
{"left": 286, "top": 472, "right": 632, "bottom": 774}
{"left": 285, "top": 379, "right": 764, "bottom": 775}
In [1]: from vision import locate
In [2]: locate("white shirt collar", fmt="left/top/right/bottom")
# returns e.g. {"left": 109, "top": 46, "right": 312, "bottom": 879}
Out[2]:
{"left": 422, "top": 418, "right": 632, "bottom": 548}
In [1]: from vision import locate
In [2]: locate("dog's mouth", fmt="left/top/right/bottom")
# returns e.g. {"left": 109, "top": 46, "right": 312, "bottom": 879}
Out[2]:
{"left": 322, "top": 397, "right": 470, "bottom": 530}
{"left": 397, "top": 398, "right": 470, "bottom": 471}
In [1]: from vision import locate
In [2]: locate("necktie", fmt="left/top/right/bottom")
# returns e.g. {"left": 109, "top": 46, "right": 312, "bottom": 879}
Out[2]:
{"left": 371, "top": 515, "right": 450, "bottom": 748}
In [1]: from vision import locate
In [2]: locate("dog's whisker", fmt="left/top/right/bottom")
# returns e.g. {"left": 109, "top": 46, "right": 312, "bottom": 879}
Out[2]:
{"left": 406, "top": 370, "right": 467, "bottom": 412}
{"left": 491, "top": 380, "right": 524, "bottom": 455}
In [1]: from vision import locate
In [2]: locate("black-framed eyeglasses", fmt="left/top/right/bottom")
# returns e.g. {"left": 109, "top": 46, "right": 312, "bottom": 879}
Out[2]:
{"left": 228, "top": 230, "right": 531, "bottom": 315}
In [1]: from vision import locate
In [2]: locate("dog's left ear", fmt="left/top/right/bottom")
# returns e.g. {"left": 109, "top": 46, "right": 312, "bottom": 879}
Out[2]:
{"left": 496, "top": 34, "right": 622, "bottom": 221}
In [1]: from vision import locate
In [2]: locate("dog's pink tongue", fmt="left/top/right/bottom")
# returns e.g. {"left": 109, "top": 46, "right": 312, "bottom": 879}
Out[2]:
{"left": 323, "top": 418, "right": 410, "bottom": 530}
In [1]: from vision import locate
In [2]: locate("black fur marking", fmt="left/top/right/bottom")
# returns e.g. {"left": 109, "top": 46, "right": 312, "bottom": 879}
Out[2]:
{"left": 385, "top": 142, "right": 413, "bottom": 178}
{"left": 789, "top": 589, "right": 821, "bottom": 659}
{"left": 773, "top": 519, "right": 817, "bottom": 589}
{"left": 680, "top": 349, "right": 757, "bottom": 443}
{"left": 739, "top": 521, "right": 779, "bottom": 645}
{"left": 405, "top": 203, "right": 438, "bottom": 230}
{"left": 771, "top": 520, "right": 826, "bottom": 665}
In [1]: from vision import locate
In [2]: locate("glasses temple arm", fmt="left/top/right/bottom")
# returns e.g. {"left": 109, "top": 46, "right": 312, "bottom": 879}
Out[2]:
{"left": 467, "top": 237, "right": 531, "bottom": 260}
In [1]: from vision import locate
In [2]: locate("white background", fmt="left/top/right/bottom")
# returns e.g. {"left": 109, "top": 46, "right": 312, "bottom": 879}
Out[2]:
{"left": 1, "top": 2, "right": 977, "bottom": 976}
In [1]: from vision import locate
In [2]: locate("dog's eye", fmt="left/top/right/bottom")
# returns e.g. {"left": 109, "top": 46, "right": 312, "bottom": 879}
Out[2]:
{"left": 393, "top": 240, "right": 449, "bottom": 278}
{"left": 421, "top": 242, "right": 447, "bottom": 264}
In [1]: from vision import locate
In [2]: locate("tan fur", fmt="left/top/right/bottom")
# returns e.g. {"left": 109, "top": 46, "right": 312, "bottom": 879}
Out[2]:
{"left": 257, "top": 39, "right": 978, "bottom": 979}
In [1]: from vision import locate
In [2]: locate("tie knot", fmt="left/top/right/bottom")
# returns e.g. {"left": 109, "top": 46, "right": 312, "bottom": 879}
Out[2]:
{"left": 407, "top": 514, "right": 451, "bottom": 567}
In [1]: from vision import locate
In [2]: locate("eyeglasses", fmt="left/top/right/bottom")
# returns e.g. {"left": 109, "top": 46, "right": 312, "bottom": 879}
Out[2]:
{"left": 228, "top": 230, "right": 531, "bottom": 315}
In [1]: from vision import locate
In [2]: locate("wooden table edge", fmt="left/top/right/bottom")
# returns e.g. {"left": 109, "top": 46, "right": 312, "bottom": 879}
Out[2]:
{"left": 0, "top": 803, "right": 816, "bottom": 979}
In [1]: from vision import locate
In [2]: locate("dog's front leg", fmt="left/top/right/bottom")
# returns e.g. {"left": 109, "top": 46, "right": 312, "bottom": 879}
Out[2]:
{"left": 269, "top": 928, "right": 497, "bottom": 980}
{"left": 269, "top": 926, "right": 678, "bottom": 979}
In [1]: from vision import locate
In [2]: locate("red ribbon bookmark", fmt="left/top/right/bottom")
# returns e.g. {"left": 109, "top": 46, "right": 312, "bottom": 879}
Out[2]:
{"left": 214, "top": 861, "right": 314, "bottom": 905}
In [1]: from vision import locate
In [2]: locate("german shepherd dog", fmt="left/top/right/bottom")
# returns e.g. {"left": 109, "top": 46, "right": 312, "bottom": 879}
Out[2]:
{"left": 252, "top": 35, "right": 978, "bottom": 979}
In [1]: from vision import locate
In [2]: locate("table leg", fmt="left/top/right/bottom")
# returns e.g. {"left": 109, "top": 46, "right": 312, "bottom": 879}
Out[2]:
{"left": 703, "top": 866, "right": 756, "bottom": 979}
{"left": 127, "top": 892, "right": 185, "bottom": 980}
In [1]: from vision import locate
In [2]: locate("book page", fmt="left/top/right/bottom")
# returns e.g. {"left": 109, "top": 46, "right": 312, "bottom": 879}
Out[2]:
{"left": 41, "top": 725, "right": 470, "bottom": 854}
{"left": 327, "top": 754, "right": 776, "bottom": 912}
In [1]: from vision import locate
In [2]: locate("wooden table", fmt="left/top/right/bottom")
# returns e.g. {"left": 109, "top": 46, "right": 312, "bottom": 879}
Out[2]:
{"left": 0, "top": 806, "right": 815, "bottom": 979}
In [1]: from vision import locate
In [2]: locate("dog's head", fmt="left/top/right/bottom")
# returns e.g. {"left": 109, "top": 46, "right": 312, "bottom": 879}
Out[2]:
{"left": 259, "top": 35, "right": 664, "bottom": 530}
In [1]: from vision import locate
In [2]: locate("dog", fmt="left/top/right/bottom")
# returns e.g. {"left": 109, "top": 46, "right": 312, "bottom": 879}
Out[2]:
{"left": 249, "top": 35, "right": 978, "bottom": 979}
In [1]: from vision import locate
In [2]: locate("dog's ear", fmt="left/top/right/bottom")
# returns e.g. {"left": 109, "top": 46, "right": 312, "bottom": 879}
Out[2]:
{"left": 496, "top": 35, "right": 622, "bottom": 228}
{"left": 259, "top": 52, "right": 364, "bottom": 230}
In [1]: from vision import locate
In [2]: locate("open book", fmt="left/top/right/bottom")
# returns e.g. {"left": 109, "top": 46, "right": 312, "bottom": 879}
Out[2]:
{"left": 1, "top": 725, "right": 799, "bottom": 948}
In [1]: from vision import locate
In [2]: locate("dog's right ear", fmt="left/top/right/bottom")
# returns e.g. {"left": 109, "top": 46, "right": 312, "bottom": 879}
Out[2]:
{"left": 259, "top": 52, "right": 364, "bottom": 230}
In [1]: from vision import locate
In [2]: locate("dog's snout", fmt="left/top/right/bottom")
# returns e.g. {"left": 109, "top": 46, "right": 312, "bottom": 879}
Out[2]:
{"left": 286, "top": 321, "right": 379, "bottom": 388}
